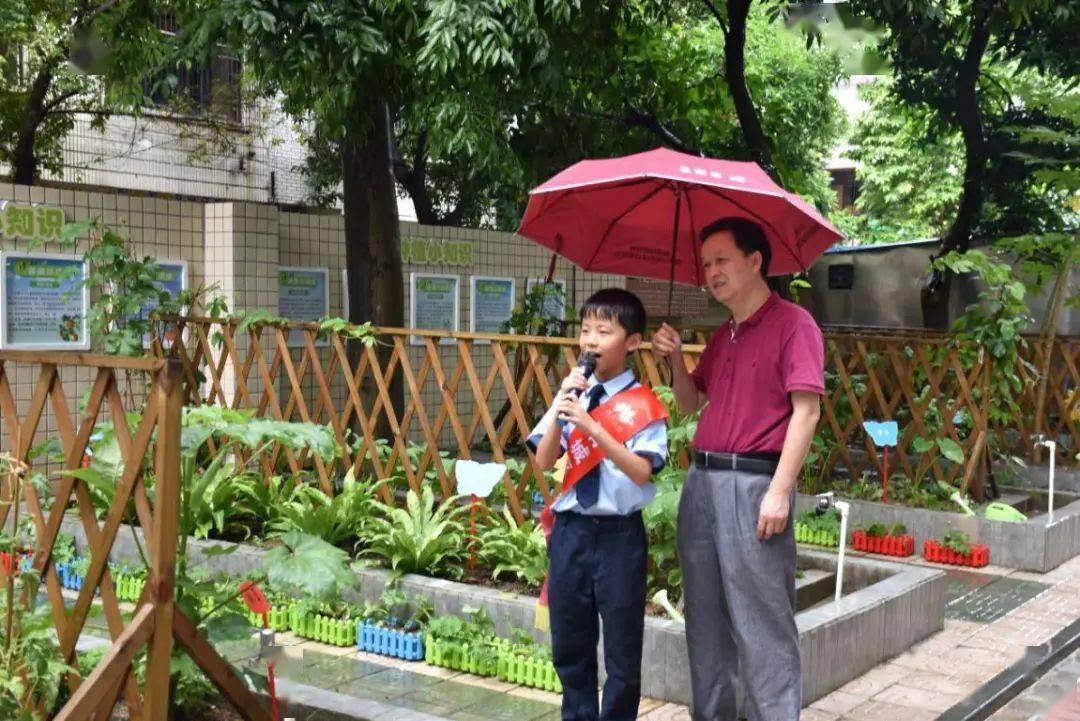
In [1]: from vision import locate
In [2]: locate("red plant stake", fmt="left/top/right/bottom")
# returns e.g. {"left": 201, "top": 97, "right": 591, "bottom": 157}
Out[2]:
{"left": 239, "top": 581, "right": 278, "bottom": 720}
{"left": 882, "top": 446, "right": 889, "bottom": 503}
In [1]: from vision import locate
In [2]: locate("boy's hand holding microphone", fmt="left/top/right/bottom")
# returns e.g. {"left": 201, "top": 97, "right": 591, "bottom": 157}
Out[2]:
{"left": 555, "top": 352, "right": 596, "bottom": 432}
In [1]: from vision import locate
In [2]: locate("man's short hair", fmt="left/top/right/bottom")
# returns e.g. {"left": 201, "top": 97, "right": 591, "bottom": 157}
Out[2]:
{"left": 579, "top": 288, "right": 646, "bottom": 337}
{"left": 699, "top": 217, "right": 771, "bottom": 277}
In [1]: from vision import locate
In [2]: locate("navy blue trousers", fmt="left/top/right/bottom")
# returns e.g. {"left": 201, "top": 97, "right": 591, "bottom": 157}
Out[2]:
{"left": 548, "top": 511, "right": 648, "bottom": 721}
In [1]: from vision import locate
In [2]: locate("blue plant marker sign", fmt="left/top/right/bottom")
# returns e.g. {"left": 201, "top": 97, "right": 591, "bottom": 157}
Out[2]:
{"left": 863, "top": 420, "right": 898, "bottom": 448}
{"left": 863, "top": 420, "right": 898, "bottom": 502}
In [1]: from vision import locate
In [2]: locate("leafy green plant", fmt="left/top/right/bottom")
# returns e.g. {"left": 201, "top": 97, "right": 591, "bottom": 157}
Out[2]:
{"left": 264, "top": 531, "right": 358, "bottom": 603}
{"left": 52, "top": 534, "right": 76, "bottom": 566}
{"left": 57, "top": 218, "right": 223, "bottom": 357}
{"left": 0, "top": 577, "right": 72, "bottom": 720}
{"left": 651, "top": 386, "right": 699, "bottom": 460}
{"left": 477, "top": 507, "right": 547, "bottom": 588}
{"left": 268, "top": 469, "right": 382, "bottom": 549}
{"left": 843, "top": 473, "right": 955, "bottom": 511}
{"left": 942, "top": 530, "right": 972, "bottom": 556}
{"left": 643, "top": 465, "right": 683, "bottom": 601}
{"left": 317, "top": 317, "right": 380, "bottom": 347}
{"left": 502, "top": 281, "right": 575, "bottom": 338}
{"left": 863, "top": 523, "right": 888, "bottom": 538}
{"left": 364, "top": 487, "right": 468, "bottom": 579}
{"left": 796, "top": 507, "right": 841, "bottom": 535}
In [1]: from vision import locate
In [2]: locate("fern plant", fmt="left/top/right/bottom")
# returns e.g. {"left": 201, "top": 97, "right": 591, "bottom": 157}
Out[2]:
{"left": 477, "top": 507, "right": 547, "bottom": 588}
{"left": 364, "top": 487, "right": 467, "bottom": 578}
{"left": 268, "top": 470, "right": 382, "bottom": 549}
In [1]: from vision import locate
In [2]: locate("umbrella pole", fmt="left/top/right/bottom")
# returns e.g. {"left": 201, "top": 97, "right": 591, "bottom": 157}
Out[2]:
{"left": 666, "top": 187, "right": 683, "bottom": 319}
{"left": 664, "top": 188, "right": 683, "bottom": 386}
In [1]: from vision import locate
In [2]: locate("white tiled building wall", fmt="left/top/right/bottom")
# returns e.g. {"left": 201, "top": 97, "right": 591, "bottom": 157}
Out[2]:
{"left": 55, "top": 103, "right": 308, "bottom": 205}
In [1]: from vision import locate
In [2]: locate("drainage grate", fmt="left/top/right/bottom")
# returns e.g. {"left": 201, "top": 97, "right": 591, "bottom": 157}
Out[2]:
{"left": 947, "top": 575, "right": 1051, "bottom": 624}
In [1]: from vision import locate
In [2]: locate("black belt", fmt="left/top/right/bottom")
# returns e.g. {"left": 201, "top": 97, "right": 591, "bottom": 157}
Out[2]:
{"left": 554, "top": 510, "right": 642, "bottom": 530}
{"left": 691, "top": 450, "right": 780, "bottom": 475}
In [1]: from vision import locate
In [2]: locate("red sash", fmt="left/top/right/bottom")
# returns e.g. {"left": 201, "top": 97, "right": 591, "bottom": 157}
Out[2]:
{"left": 534, "top": 385, "right": 668, "bottom": 627}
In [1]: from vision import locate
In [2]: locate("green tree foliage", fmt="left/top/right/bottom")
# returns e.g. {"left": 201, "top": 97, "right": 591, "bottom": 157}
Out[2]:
{"left": 846, "top": 81, "right": 964, "bottom": 239}
{"left": 186, "top": 0, "right": 577, "bottom": 331}
{"left": 300, "top": 3, "right": 846, "bottom": 228}
{"left": 0, "top": 0, "right": 184, "bottom": 184}
{"left": 843, "top": 0, "right": 1079, "bottom": 257}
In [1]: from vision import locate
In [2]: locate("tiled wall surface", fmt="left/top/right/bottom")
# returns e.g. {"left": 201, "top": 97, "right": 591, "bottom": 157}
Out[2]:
{"left": 1, "top": 181, "right": 631, "bottom": 468}
{"left": 53, "top": 104, "right": 309, "bottom": 205}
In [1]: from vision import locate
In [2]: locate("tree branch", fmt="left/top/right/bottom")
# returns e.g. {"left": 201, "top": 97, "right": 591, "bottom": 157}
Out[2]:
{"left": 42, "top": 90, "right": 82, "bottom": 115}
{"left": 623, "top": 102, "right": 704, "bottom": 155}
{"left": 701, "top": 0, "right": 729, "bottom": 36}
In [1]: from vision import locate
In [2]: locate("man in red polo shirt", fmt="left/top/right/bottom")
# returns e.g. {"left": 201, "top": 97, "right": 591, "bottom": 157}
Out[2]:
{"left": 651, "top": 217, "right": 824, "bottom": 721}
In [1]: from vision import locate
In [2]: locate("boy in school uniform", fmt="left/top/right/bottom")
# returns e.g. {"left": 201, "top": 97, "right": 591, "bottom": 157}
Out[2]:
{"left": 528, "top": 288, "right": 669, "bottom": 721}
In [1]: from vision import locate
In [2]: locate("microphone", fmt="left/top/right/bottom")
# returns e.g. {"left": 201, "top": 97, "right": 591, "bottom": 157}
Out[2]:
{"left": 557, "top": 352, "right": 597, "bottom": 428}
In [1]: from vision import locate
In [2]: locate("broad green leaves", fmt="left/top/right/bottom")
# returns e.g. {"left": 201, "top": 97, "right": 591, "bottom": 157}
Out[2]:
{"left": 265, "top": 531, "right": 357, "bottom": 602}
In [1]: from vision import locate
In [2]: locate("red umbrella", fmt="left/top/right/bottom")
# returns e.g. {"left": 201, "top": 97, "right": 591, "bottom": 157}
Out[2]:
{"left": 518, "top": 148, "right": 843, "bottom": 307}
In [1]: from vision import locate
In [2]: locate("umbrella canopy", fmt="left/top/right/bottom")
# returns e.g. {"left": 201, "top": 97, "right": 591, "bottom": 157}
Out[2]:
{"left": 518, "top": 148, "right": 843, "bottom": 287}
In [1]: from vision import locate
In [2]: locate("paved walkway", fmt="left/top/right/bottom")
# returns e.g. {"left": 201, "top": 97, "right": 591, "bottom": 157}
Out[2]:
{"left": 801, "top": 553, "right": 1080, "bottom": 721}
{"left": 989, "top": 647, "right": 1080, "bottom": 721}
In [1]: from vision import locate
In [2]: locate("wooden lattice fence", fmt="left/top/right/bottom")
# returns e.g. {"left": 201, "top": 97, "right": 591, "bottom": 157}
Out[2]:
{"left": 0, "top": 352, "right": 270, "bottom": 721}
{"left": 147, "top": 318, "right": 1021, "bottom": 514}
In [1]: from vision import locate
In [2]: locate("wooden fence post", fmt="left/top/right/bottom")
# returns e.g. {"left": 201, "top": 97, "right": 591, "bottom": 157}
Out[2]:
{"left": 144, "top": 358, "right": 184, "bottom": 718}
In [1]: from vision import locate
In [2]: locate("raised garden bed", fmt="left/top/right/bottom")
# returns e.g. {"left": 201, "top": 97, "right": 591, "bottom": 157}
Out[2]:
{"left": 795, "top": 489, "right": 1080, "bottom": 572}
{"left": 795, "top": 522, "right": 839, "bottom": 547}
{"left": 852, "top": 529, "right": 915, "bottom": 557}
{"left": 923, "top": 539, "right": 990, "bottom": 568}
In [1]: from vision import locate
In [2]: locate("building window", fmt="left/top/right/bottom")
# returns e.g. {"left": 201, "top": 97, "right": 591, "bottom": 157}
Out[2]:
{"left": 145, "top": 17, "right": 243, "bottom": 124}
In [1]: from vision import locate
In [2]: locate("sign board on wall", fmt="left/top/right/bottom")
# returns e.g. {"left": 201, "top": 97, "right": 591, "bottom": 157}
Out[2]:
{"left": 0, "top": 252, "right": 89, "bottom": 350}
{"left": 140, "top": 260, "right": 188, "bottom": 347}
{"left": 410, "top": 273, "right": 460, "bottom": 346}
{"left": 0, "top": 201, "right": 66, "bottom": 245}
{"left": 525, "top": 278, "right": 568, "bottom": 321}
{"left": 401, "top": 237, "right": 474, "bottom": 267}
{"left": 470, "top": 276, "right": 515, "bottom": 338}
{"left": 278, "top": 267, "right": 329, "bottom": 347}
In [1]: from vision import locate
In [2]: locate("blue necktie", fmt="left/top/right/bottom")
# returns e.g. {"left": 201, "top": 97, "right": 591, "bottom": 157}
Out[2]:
{"left": 575, "top": 384, "right": 605, "bottom": 509}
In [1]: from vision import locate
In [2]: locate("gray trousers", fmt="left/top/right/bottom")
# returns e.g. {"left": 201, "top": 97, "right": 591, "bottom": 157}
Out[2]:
{"left": 676, "top": 467, "right": 800, "bottom": 721}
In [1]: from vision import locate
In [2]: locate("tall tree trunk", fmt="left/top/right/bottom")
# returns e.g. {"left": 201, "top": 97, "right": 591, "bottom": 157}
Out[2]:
{"left": 723, "top": 0, "right": 774, "bottom": 176}
{"left": 341, "top": 100, "right": 404, "bottom": 447}
{"left": 366, "top": 101, "right": 404, "bottom": 331}
{"left": 921, "top": 1, "right": 993, "bottom": 329}
{"left": 11, "top": 70, "right": 54, "bottom": 186}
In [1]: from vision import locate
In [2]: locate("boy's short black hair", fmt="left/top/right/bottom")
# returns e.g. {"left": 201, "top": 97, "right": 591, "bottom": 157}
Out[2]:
{"left": 699, "top": 216, "right": 771, "bottom": 277}
{"left": 579, "top": 288, "right": 646, "bottom": 337}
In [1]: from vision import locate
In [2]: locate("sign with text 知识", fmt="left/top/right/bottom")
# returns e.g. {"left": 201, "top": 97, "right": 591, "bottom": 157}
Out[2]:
{"left": 0, "top": 201, "right": 66, "bottom": 246}
{"left": 0, "top": 252, "right": 89, "bottom": 350}
{"left": 470, "top": 276, "right": 515, "bottom": 338}
{"left": 401, "top": 237, "right": 474, "bottom": 267}
{"left": 410, "top": 273, "right": 460, "bottom": 345}
{"left": 278, "top": 266, "right": 330, "bottom": 347}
